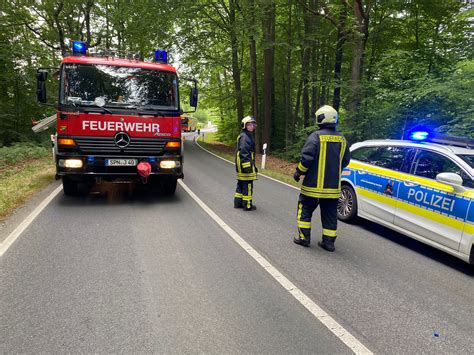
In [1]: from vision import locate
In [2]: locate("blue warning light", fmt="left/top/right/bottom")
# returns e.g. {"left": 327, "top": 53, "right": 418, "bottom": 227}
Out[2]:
{"left": 154, "top": 49, "right": 168, "bottom": 63}
{"left": 72, "top": 41, "right": 88, "bottom": 55}
{"left": 410, "top": 131, "right": 430, "bottom": 141}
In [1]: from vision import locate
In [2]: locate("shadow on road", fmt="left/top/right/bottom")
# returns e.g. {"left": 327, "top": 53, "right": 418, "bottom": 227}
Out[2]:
{"left": 57, "top": 181, "right": 181, "bottom": 206}
{"left": 354, "top": 218, "right": 474, "bottom": 275}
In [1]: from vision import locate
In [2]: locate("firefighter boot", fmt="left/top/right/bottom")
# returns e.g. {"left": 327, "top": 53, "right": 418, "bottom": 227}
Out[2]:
{"left": 318, "top": 236, "right": 336, "bottom": 252}
{"left": 243, "top": 205, "right": 257, "bottom": 211}
{"left": 293, "top": 237, "right": 310, "bottom": 247}
{"left": 234, "top": 192, "right": 243, "bottom": 208}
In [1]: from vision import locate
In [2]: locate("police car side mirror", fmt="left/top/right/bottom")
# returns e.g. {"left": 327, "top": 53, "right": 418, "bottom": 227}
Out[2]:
{"left": 436, "top": 172, "right": 466, "bottom": 193}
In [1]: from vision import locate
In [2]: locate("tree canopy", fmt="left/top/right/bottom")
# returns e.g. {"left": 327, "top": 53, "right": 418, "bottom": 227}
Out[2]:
{"left": 0, "top": 0, "right": 472, "bottom": 150}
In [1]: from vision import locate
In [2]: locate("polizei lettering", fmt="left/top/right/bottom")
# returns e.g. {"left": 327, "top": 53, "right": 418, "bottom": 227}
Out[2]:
{"left": 82, "top": 120, "right": 160, "bottom": 134}
{"left": 407, "top": 188, "right": 456, "bottom": 212}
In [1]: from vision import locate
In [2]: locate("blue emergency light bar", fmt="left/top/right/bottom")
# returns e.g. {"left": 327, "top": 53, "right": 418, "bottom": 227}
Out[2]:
{"left": 72, "top": 41, "right": 88, "bottom": 55}
{"left": 154, "top": 49, "right": 168, "bottom": 63}
{"left": 410, "top": 131, "right": 430, "bottom": 141}
{"left": 407, "top": 126, "right": 474, "bottom": 148}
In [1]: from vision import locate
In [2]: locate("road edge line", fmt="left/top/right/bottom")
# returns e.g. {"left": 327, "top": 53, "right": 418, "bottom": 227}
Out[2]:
{"left": 0, "top": 185, "right": 62, "bottom": 257}
{"left": 194, "top": 140, "right": 299, "bottom": 191}
{"left": 178, "top": 179, "right": 372, "bottom": 355}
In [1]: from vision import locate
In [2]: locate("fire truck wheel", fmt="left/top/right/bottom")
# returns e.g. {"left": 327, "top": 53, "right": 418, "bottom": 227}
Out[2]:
{"left": 161, "top": 177, "right": 177, "bottom": 195}
{"left": 62, "top": 177, "right": 79, "bottom": 196}
{"left": 62, "top": 177, "right": 93, "bottom": 196}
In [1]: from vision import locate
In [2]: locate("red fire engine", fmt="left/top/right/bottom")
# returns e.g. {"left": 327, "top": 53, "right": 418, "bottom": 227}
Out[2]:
{"left": 36, "top": 41, "right": 198, "bottom": 196}
{"left": 181, "top": 115, "right": 197, "bottom": 132}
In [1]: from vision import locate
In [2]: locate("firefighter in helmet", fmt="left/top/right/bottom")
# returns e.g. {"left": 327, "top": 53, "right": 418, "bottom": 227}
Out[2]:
{"left": 234, "top": 116, "right": 258, "bottom": 211}
{"left": 293, "top": 105, "right": 350, "bottom": 251}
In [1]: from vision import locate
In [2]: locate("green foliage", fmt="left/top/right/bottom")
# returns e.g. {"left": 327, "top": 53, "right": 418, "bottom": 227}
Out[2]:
{"left": 0, "top": 0, "right": 472, "bottom": 151}
{"left": 274, "top": 126, "right": 317, "bottom": 162}
{"left": 0, "top": 143, "right": 51, "bottom": 166}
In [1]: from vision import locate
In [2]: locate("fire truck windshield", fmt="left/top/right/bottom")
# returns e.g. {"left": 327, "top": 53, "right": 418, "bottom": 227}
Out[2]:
{"left": 60, "top": 63, "right": 178, "bottom": 111}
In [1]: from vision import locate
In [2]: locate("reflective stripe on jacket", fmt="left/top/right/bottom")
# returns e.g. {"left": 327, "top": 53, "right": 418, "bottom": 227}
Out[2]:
{"left": 297, "top": 127, "right": 351, "bottom": 198}
{"left": 235, "top": 129, "right": 257, "bottom": 181}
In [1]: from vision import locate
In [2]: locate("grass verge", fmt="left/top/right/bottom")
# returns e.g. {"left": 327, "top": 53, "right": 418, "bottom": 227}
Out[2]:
{"left": 0, "top": 156, "right": 55, "bottom": 220}
{"left": 197, "top": 136, "right": 300, "bottom": 189}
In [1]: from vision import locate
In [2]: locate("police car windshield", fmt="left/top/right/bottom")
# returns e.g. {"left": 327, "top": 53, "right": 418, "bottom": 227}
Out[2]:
{"left": 60, "top": 64, "right": 178, "bottom": 110}
{"left": 458, "top": 154, "right": 474, "bottom": 169}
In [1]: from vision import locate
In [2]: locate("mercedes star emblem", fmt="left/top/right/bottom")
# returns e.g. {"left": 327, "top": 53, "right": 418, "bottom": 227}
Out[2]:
{"left": 114, "top": 132, "right": 130, "bottom": 148}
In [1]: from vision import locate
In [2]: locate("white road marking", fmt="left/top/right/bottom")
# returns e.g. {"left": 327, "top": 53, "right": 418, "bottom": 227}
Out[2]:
{"left": 195, "top": 140, "right": 299, "bottom": 190}
{"left": 178, "top": 179, "right": 372, "bottom": 355}
{"left": 0, "top": 185, "right": 62, "bottom": 257}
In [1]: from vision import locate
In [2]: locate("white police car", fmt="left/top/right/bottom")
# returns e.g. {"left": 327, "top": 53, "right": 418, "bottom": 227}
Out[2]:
{"left": 337, "top": 131, "right": 474, "bottom": 264}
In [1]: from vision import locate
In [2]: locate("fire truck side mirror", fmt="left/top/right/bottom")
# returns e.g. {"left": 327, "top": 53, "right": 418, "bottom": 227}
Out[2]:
{"left": 190, "top": 87, "right": 198, "bottom": 108}
{"left": 36, "top": 70, "right": 48, "bottom": 82}
{"left": 36, "top": 69, "right": 48, "bottom": 103}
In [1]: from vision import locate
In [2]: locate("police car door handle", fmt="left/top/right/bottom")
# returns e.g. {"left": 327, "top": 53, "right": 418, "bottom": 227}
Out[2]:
{"left": 403, "top": 179, "right": 419, "bottom": 186}
{"left": 358, "top": 169, "right": 368, "bottom": 174}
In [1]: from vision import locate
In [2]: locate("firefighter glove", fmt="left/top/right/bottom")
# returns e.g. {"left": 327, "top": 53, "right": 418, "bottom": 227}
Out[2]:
{"left": 293, "top": 170, "right": 301, "bottom": 182}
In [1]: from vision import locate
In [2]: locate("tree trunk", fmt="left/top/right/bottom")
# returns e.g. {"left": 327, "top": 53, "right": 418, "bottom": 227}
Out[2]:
{"left": 105, "top": 1, "right": 110, "bottom": 48}
{"left": 293, "top": 77, "right": 303, "bottom": 133}
{"left": 249, "top": 0, "right": 260, "bottom": 152}
{"left": 53, "top": 1, "right": 67, "bottom": 56}
{"left": 229, "top": 0, "right": 244, "bottom": 129}
{"left": 285, "top": 0, "right": 293, "bottom": 148}
{"left": 332, "top": 9, "right": 347, "bottom": 111}
{"left": 310, "top": 44, "right": 319, "bottom": 116}
{"left": 319, "top": 49, "right": 328, "bottom": 106}
{"left": 301, "top": 0, "right": 317, "bottom": 127}
{"left": 262, "top": 0, "right": 275, "bottom": 151}
{"left": 347, "top": 0, "right": 370, "bottom": 113}
{"left": 84, "top": 1, "right": 93, "bottom": 45}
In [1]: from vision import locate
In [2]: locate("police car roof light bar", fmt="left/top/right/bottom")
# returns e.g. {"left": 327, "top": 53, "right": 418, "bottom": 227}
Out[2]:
{"left": 410, "top": 131, "right": 430, "bottom": 141}
{"left": 430, "top": 134, "right": 474, "bottom": 149}
{"left": 407, "top": 127, "right": 474, "bottom": 149}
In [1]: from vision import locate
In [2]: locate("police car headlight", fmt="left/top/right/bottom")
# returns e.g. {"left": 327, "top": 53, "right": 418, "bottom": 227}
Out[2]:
{"left": 59, "top": 159, "right": 83, "bottom": 168}
{"left": 160, "top": 160, "right": 180, "bottom": 169}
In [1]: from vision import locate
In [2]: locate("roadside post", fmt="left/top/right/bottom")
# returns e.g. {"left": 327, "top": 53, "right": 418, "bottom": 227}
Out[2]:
{"left": 261, "top": 143, "right": 267, "bottom": 170}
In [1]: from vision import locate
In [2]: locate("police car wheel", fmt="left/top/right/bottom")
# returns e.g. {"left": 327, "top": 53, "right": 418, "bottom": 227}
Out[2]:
{"left": 338, "top": 184, "right": 358, "bottom": 222}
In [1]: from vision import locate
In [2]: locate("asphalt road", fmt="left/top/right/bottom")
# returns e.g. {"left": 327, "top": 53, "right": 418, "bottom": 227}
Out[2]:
{"left": 1, "top": 137, "right": 473, "bottom": 353}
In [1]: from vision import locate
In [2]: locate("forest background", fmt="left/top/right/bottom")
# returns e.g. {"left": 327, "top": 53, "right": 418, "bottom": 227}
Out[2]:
{"left": 0, "top": 0, "right": 473, "bottom": 159}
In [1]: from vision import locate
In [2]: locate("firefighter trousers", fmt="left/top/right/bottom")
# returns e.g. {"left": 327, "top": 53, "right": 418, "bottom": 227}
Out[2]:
{"left": 296, "top": 194, "right": 338, "bottom": 244}
{"left": 234, "top": 180, "right": 254, "bottom": 209}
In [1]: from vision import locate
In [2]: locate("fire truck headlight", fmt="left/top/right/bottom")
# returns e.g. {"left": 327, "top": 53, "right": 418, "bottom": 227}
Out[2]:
{"left": 59, "top": 159, "right": 83, "bottom": 168}
{"left": 160, "top": 160, "right": 180, "bottom": 169}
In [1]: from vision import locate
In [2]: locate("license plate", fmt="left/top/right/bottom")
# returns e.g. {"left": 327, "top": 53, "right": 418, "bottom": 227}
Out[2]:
{"left": 105, "top": 159, "right": 138, "bottom": 166}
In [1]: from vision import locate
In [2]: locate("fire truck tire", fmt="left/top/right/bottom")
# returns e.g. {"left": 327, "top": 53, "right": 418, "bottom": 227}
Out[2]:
{"left": 161, "top": 177, "right": 177, "bottom": 195}
{"left": 62, "top": 177, "right": 93, "bottom": 196}
{"left": 62, "top": 177, "right": 79, "bottom": 196}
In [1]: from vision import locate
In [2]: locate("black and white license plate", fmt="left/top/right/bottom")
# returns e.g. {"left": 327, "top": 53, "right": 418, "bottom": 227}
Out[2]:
{"left": 105, "top": 159, "right": 138, "bottom": 166}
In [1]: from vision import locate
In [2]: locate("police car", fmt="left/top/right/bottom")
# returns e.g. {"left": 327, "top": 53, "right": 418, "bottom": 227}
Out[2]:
{"left": 337, "top": 130, "right": 474, "bottom": 264}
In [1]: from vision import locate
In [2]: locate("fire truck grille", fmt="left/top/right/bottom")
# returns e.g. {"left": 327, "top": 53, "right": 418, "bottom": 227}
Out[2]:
{"left": 74, "top": 136, "right": 168, "bottom": 155}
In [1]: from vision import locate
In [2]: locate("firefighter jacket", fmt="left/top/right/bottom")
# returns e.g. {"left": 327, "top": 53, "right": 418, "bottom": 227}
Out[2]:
{"left": 235, "top": 129, "right": 257, "bottom": 181}
{"left": 296, "top": 127, "right": 350, "bottom": 198}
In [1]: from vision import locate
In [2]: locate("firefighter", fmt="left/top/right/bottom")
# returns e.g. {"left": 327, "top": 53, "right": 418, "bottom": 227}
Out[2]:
{"left": 234, "top": 116, "right": 258, "bottom": 211}
{"left": 293, "top": 105, "right": 350, "bottom": 251}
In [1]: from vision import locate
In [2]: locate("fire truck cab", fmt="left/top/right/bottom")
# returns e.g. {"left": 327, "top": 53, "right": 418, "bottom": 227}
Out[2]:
{"left": 36, "top": 41, "right": 198, "bottom": 196}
